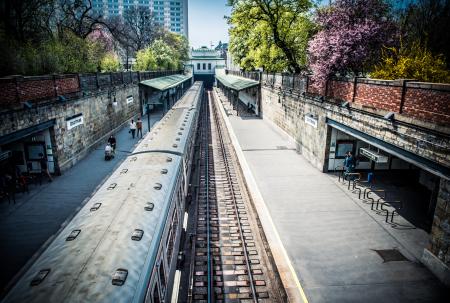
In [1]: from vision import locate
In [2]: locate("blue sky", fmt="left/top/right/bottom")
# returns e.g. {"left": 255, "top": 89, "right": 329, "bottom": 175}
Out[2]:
{"left": 188, "top": 0, "right": 231, "bottom": 49}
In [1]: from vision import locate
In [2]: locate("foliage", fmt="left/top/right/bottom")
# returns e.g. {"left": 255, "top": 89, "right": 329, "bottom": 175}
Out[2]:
{"left": 228, "top": 0, "right": 315, "bottom": 73}
{"left": 396, "top": 0, "right": 450, "bottom": 68}
{"left": 308, "top": 0, "right": 397, "bottom": 82}
{"left": 134, "top": 48, "right": 157, "bottom": 71}
{"left": 1, "top": 31, "right": 108, "bottom": 75}
{"left": 371, "top": 41, "right": 450, "bottom": 83}
{"left": 150, "top": 39, "right": 179, "bottom": 70}
{"left": 100, "top": 53, "right": 121, "bottom": 72}
{"left": 160, "top": 31, "right": 190, "bottom": 63}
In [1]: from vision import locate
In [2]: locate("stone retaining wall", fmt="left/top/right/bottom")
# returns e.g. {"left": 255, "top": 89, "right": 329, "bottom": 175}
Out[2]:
{"left": 0, "top": 85, "right": 139, "bottom": 173}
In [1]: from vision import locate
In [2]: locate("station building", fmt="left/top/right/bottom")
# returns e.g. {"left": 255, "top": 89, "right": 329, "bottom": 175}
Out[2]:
{"left": 215, "top": 71, "right": 450, "bottom": 286}
{"left": 186, "top": 47, "right": 225, "bottom": 88}
{"left": 0, "top": 71, "right": 184, "bottom": 178}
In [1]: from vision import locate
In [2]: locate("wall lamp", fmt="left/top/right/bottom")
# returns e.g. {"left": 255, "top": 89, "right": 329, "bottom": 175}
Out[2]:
{"left": 384, "top": 112, "right": 395, "bottom": 121}
{"left": 23, "top": 101, "right": 33, "bottom": 109}
{"left": 57, "top": 95, "right": 67, "bottom": 103}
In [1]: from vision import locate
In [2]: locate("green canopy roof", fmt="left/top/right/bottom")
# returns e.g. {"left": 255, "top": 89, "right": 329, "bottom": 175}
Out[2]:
{"left": 140, "top": 74, "right": 191, "bottom": 91}
{"left": 215, "top": 74, "right": 259, "bottom": 91}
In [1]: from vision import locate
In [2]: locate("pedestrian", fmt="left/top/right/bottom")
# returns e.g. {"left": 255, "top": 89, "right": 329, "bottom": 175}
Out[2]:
{"left": 343, "top": 151, "right": 355, "bottom": 178}
{"left": 38, "top": 153, "right": 52, "bottom": 182}
{"left": 129, "top": 119, "right": 136, "bottom": 139}
{"left": 108, "top": 134, "right": 116, "bottom": 151}
{"left": 136, "top": 117, "right": 143, "bottom": 138}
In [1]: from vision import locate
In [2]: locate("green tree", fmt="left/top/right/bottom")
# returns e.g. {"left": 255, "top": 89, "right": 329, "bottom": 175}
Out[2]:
{"left": 150, "top": 39, "right": 178, "bottom": 70}
{"left": 371, "top": 41, "right": 450, "bottom": 83}
{"left": 100, "top": 53, "right": 121, "bottom": 72}
{"left": 228, "top": 0, "right": 315, "bottom": 73}
{"left": 134, "top": 48, "right": 157, "bottom": 71}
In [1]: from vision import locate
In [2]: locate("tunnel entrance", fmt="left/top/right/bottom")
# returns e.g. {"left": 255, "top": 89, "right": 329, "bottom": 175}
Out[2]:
{"left": 327, "top": 124, "right": 442, "bottom": 233}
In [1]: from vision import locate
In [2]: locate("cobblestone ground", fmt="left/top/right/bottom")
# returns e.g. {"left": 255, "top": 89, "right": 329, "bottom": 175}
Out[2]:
{"left": 0, "top": 112, "right": 162, "bottom": 292}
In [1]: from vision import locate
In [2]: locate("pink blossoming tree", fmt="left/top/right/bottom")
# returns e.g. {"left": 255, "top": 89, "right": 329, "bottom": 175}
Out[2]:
{"left": 308, "top": 0, "right": 397, "bottom": 83}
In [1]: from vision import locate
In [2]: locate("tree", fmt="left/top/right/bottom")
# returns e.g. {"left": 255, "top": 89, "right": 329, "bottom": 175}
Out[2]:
{"left": 150, "top": 39, "right": 178, "bottom": 70}
{"left": 0, "top": 0, "right": 54, "bottom": 43}
{"left": 100, "top": 53, "right": 121, "bottom": 72}
{"left": 134, "top": 48, "right": 157, "bottom": 71}
{"left": 371, "top": 41, "right": 450, "bottom": 83}
{"left": 54, "top": 0, "right": 106, "bottom": 39}
{"left": 397, "top": 0, "right": 450, "bottom": 68}
{"left": 308, "top": 0, "right": 397, "bottom": 82}
{"left": 227, "top": 0, "right": 315, "bottom": 73}
{"left": 107, "top": 6, "right": 160, "bottom": 69}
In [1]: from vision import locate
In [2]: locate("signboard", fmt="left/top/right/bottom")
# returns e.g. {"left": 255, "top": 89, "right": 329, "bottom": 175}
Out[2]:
{"left": 359, "top": 147, "right": 389, "bottom": 163}
{"left": 0, "top": 150, "right": 12, "bottom": 161}
{"left": 126, "top": 96, "right": 134, "bottom": 104}
{"left": 67, "top": 114, "right": 84, "bottom": 130}
{"left": 305, "top": 115, "right": 318, "bottom": 128}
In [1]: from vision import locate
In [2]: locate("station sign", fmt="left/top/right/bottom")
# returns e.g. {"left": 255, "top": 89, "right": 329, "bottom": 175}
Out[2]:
{"left": 66, "top": 114, "right": 84, "bottom": 130}
{"left": 359, "top": 147, "right": 388, "bottom": 163}
{"left": 126, "top": 96, "right": 134, "bottom": 104}
{"left": 305, "top": 115, "right": 318, "bottom": 128}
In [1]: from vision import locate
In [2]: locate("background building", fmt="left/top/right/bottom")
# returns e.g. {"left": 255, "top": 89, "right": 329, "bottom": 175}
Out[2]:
{"left": 187, "top": 47, "right": 225, "bottom": 88}
{"left": 92, "top": 0, "right": 189, "bottom": 37}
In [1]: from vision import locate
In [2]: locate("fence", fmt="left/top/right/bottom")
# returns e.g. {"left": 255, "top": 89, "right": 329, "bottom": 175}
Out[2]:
{"left": 227, "top": 70, "right": 450, "bottom": 125}
{"left": 0, "top": 70, "right": 182, "bottom": 109}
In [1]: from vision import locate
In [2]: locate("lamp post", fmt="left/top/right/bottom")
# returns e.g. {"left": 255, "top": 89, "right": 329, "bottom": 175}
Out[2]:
{"left": 146, "top": 103, "right": 151, "bottom": 132}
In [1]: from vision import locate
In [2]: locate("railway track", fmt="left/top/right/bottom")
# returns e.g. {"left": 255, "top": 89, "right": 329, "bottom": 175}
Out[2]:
{"left": 187, "top": 90, "right": 285, "bottom": 303}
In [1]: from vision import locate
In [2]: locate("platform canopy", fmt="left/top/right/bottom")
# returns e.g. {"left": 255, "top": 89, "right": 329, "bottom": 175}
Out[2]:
{"left": 140, "top": 74, "right": 191, "bottom": 91}
{"left": 215, "top": 73, "right": 259, "bottom": 91}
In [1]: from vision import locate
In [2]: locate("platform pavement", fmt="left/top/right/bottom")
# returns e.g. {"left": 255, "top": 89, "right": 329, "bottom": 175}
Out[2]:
{"left": 215, "top": 98, "right": 447, "bottom": 302}
{"left": 0, "top": 112, "right": 163, "bottom": 292}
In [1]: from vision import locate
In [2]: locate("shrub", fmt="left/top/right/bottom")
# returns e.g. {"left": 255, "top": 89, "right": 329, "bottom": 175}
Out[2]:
{"left": 100, "top": 53, "right": 121, "bottom": 72}
{"left": 371, "top": 41, "right": 450, "bottom": 83}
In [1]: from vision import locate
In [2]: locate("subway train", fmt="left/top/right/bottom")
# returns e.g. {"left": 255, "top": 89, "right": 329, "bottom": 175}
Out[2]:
{"left": 2, "top": 81, "right": 204, "bottom": 303}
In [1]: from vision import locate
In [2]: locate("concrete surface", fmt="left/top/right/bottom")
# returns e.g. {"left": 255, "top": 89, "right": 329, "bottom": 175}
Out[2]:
{"left": 218, "top": 100, "right": 448, "bottom": 302}
{"left": 0, "top": 111, "right": 162, "bottom": 293}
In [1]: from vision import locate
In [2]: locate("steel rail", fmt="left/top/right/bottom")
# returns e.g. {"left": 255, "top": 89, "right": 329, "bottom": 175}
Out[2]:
{"left": 209, "top": 91, "right": 258, "bottom": 303}
{"left": 205, "top": 90, "right": 213, "bottom": 303}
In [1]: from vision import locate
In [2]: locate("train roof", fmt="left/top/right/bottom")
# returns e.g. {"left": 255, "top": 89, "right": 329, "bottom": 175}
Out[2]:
{"left": 172, "top": 82, "right": 203, "bottom": 110}
{"left": 134, "top": 83, "right": 202, "bottom": 156}
{"left": 3, "top": 153, "right": 183, "bottom": 303}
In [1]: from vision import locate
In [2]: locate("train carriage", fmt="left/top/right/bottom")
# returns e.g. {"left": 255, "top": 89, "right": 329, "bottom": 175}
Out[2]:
{"left": 2, "top": 82, "right": 204, "bottom": 303}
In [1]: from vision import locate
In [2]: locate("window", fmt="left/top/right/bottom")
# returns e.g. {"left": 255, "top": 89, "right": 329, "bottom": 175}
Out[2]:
{"left": 159, "top": 263, "right": 166, "bottom": 294}
{"left": 208, "top": 63, "right": 211, "bottom": 70}
{"left": 197, "top": 63, "right": 200, "bottom": 70}
{"left": 152, "top": 283, "right": 161, "bottom": 303}
{"left": 166, "top": 209, "right": 178, "bottom": 265}
{"left": 203, "top": 63, "right": 206, "bottom": 70}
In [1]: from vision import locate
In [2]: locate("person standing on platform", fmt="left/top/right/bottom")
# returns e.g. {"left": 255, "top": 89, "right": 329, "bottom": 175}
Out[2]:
{"left": 129, "top": 119, "right": 136, "bottom": 139}
{"left": 136, "top": 117, "right": 143, "bottom": 138}
{"left": 343, "top": 151, "right": 355, "bottom": 175}
{"left": 38, "top": 153, "right": 52, "bottom": 182}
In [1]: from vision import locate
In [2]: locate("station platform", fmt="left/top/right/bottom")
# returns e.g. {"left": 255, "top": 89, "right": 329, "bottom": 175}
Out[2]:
{"left": 0, "top": 112, "right": 162, "bottom": 292}
{"left": 213, "top": 90, "right": 447, "bottom": 302}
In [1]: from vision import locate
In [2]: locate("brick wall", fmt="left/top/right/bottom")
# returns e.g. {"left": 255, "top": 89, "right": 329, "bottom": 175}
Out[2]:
{"left": 327, "top": 79, "right": 353, "bottom": 102}
{"left": 0, "top": 71, "right": 182, "bottom": 110}
{"left": 257, "top": 72, "right": 450, "bottom": 126}
{"left": 403, "top": 83, "right": 450, "bottom": 124}
{"left": 56, "top": 76, "right": 80, "bottom": 95}
{"left": 18, "top": 78, "right": 55, "bottom": 102}
{"left": 354, "top": 80, "right": 403, "bottom": 112}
